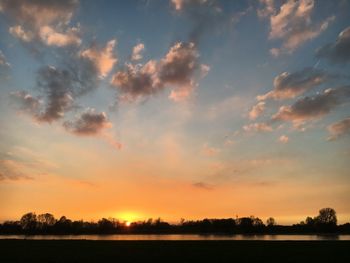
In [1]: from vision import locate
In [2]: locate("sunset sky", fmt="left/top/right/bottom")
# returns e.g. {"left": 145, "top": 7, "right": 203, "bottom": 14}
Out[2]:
{"left": 0, "top": 0, "right": 350, "bottom": 225}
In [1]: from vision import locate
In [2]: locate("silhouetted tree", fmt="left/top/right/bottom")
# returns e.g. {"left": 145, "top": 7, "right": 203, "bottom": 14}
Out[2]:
{"left": 314, "top": 208, "right": 337, "bottom": 232}
{"left": 316, "top": 208, "right": 337, "bottom": 226}
{"left": 305, "top": 216, "right": 315, "bottom": 226}
{"left": 98, "top": 218, "right": 114, "bottom": 233}
{"left": 0, "top": 208, "right": 346, "bottom": 235}
{"left": 266, "top": 217, "right": 276, "bottom": 227}
{"left": 37, "top": 213, "right": 56, "bottom": 229}
{"left": 20, "top": 212, "right": 37, "bottom": 232}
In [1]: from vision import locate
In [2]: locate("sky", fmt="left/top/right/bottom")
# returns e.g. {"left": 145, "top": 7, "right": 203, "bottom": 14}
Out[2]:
{"left": 0, "top": 0, "right": 350, "bottom": 225}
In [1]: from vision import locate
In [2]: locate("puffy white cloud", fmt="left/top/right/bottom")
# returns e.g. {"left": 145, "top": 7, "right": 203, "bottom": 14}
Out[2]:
{"left": 0, "top": 0, "right": 81, "bottom": 47}
{"left": 39, "top": 25, "right": 81, "bottom": 47}
{"left": 257, "top": 67, "right": 328, "bottom": 101}
{"left": 131, "top": 43, "right": 145, "bottom": 61}
{"left": 267, "top": 0, "right": 334, "bottom": 54}
{"left": 81, "top": 39, "right": 118, "bottom": 78}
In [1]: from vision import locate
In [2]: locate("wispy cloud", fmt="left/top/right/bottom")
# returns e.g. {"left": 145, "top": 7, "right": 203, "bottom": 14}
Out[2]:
{"left": 257, "top": 67, "right": 328, "bottom": 101}
{"left": 327, "top": 117, "right": 350, "bottom": 141}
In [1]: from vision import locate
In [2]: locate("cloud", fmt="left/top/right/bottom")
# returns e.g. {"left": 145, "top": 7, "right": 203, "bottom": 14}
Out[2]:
{"left": 0, "top": 0, "right": 81, "bottom": 47}
{"left": 249, "top": 101, "right": 266, "bottom": 120}
{"left": 278, "top": 135, "right": 289, "bottom": 143}
{"left": 9, "top": 91, "right": 42, "bottom": 116}
{"left": 257, "top": 0, "right": 275, "bottom": 18}
{"left": 243, "top": 122, "right": 273, "bottom": 132}
{"left": 171, "top": 0, "right": 207, "bottom": 11}
{"left": 158, "top": 42, "right": 198, "bottom": 85}
{"left": 9, "top": 25, "right": 33, "bottom": 42}
{"left": 131, "top": 43, "right": 145, "bottom": 61}
{"left": 201, "top": 143, "right": 220, "bottom": 156}
{"left": 272, "top": 86, "right": 350, "bottom": 123}
{"left": 170, "top": 0, "right": 228, "bottom": 44}
{"left": 63, "top": 108, "right": 112, "bottom": 136}
{"left": 266, "top": 0, "right": 334, "bottom": 54}
{"left": 10, "top": 55, "right": 99, "bottom": 123}
{"left": 39, "top": 25, "right": 81, "bottom": 47}
{"left": 111, "top": 42, "right": 208, "bottom": 101}
{"left": 111, "top": 60, "right": 160, "bottom": 101}
{"left": 316, "top": 26, "right": 350, "bottom": 64}
{"left": 192, "top": 181, "right": 213, "bottom": 190}
{"left": 257, "top": 67, "right": 328, "bottom": 101}
{"left": 34, "top": 64, "right": 93, "bottom": 122}
{"left": 81, "top": 39, "right": 118, "bottom": 78}
{"left": 327, "top": 117, "right": 350, "bottom": 140}
{"left": 0, "top": 160, "right": 33, "bottom": 181}
{"left": 0, "top": 146, "right": 58, "bottom": 182}
{"left": 0, "top": 50, "right": 11, "bottom": 76}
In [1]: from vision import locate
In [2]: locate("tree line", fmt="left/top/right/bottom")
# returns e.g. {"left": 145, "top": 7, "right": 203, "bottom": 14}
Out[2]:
{"left": 1, "top": 208, "right": 349, "bottom": 235}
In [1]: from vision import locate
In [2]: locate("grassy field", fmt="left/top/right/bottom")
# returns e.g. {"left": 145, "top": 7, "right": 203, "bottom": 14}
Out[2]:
{"left": 1, "top": 240, "right": 349, "bottom": 263}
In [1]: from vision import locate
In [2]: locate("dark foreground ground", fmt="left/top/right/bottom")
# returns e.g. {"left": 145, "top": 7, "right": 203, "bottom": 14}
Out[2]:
{"left": 1, "top": 240, "right": 349, "bottom": 263}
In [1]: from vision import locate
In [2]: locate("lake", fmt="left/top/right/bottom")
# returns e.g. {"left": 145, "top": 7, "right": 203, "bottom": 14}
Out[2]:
{"left": 1, "top": 234, "right": 349, "bottom": 241}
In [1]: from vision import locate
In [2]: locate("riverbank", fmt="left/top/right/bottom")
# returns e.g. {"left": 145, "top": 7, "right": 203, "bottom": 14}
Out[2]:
{"left": 1, "top": 240, "right": 349, "bottom": 262}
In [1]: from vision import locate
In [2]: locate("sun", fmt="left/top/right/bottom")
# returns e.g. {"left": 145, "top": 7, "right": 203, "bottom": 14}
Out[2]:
{"left": 115, "top": 211, "right": 142, "bottom": 223}
{"left": 125, "top": 221, "right": 131, "bottom": 227}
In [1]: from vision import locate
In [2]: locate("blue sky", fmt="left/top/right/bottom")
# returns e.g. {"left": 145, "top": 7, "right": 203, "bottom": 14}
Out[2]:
{"left": 0, "top": 0, "right": 350, "bottom": 224}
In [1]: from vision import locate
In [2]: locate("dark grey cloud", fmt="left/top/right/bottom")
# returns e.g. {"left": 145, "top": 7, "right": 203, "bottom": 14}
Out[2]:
{"left": 158, "top": 42, "right": 199, "bottom": 85}
{"left": 316, "top": 26, "right": 350, "bottom": 64}
{"left": 111, "top": 42, "right": 208, "bottom": 101}
{"left": 111, "top": 61, "right": 160, "bottom": 100}
{"left": 63, "top": 109, "right": 111, "bottom": 136}
{"left": 272, "top": 86, "right": 350, "bottom": 122}
{"left": 258, "top": 67, "right": 329, "bottom": 100}
{"left": 171, "top": 0, "right": 224, "bottom": 43}
{"left": 327, "top": 117, "right": 350, "bottom": 140}
{"left": 10, "top": 55, "right": 99, "bottom": 123}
